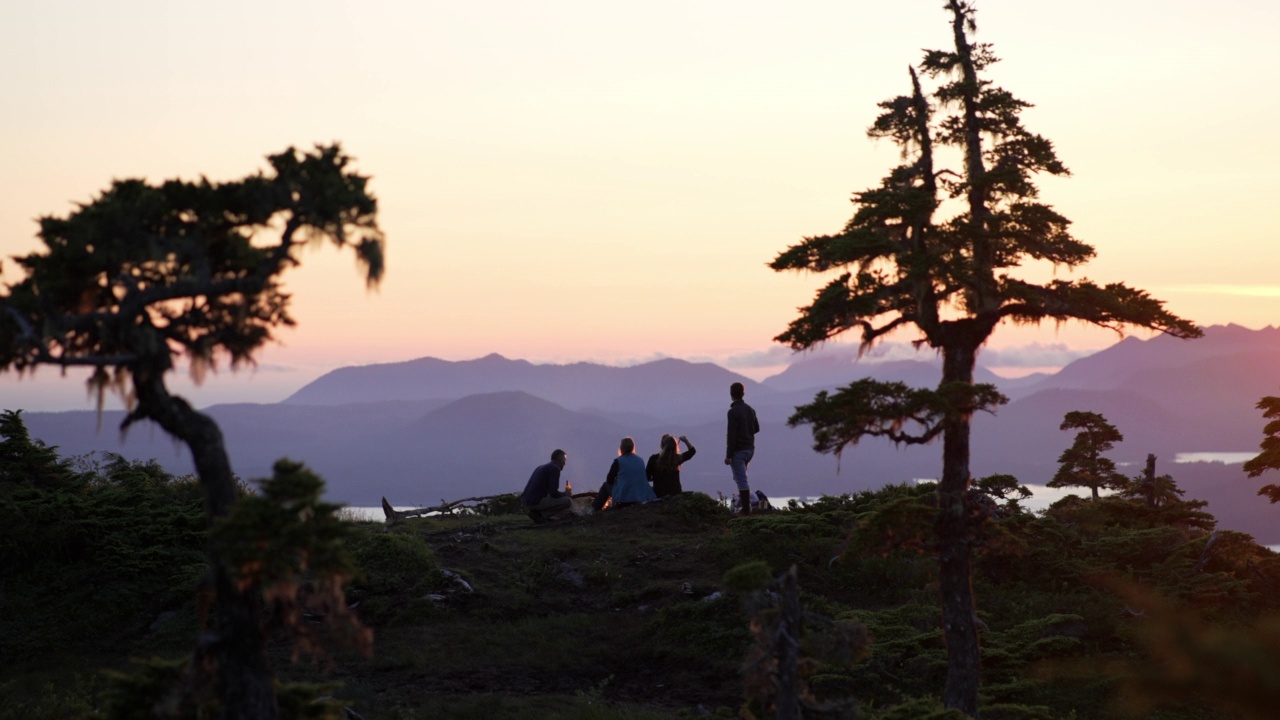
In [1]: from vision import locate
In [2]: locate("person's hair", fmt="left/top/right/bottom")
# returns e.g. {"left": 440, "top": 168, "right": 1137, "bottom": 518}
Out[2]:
{"left": 657, "top": 433, "right": 680, "bottom": 470}
{"left": 730, "top": 381, "right": 745, "bottom": 400}
{"left": 551, "top": 448, "right": 566, "bottom": 463}
{"left": 619, "top": 436, "right": 635, "bottom": 454}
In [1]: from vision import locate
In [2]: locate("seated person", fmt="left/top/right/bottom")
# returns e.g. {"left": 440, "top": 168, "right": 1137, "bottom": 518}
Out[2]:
{"left": 646, "top": 433, "right": 696, "bottom": 498}
{"left": 520, "top": 449, "right": 571, "bottom": 523}
{"left": 591, "top": 436, "right": 655, "bottom": 511}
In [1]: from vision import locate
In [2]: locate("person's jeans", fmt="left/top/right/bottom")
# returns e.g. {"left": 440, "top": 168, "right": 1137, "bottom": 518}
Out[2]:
{"left": 524, "top": 494, "right": 571, "bottom": 522}
{"left": 729, "top": 448, "right": 754, "bottom": 491}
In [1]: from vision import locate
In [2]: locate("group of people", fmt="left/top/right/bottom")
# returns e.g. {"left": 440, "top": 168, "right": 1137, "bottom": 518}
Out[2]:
{"left": 519, "top": 381, "right": 761, "bottom": 523}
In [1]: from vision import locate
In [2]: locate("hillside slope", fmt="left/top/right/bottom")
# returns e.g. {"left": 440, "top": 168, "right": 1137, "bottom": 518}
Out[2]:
{"left": 7, "top": 483, "right": 1280, "bottom": 719}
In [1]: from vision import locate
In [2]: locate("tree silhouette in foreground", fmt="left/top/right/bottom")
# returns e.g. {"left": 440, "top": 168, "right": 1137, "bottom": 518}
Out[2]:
{"left": 769, "top": 1, "right": 1200, "bottom": 713}
{"left": 0, "top": 144, "right": 384, "bottom": 720}
{"left": 1049, "top": 410, "right": 1127, "bottom": 501}
{"left": 1243, "top": 394, "right": 1280, "bottom": 502}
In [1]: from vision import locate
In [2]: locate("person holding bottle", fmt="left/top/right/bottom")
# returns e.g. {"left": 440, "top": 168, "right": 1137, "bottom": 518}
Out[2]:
{"left": 520, "top": 448, "right": 571, "bottom": 523}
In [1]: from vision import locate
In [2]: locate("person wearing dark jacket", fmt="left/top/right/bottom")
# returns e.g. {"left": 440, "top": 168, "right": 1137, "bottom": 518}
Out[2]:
{"left": 725, "top": 382, "right": 760, "bottom": 515}
{"left": 646, "top": 434, "right": 696, "bottom": 498}
{"left": 521, "top": 449, "right": 571, "bottom": 523}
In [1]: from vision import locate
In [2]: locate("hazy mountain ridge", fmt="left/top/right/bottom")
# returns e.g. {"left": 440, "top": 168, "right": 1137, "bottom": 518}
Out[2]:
{"left": 284, "top": 353, "right": 767, "bottom": 422}
{"left": 13, "top": 324, "right": 1280, "bottom": 541}
{"left": 1024, "top": 323, "right": 1280, "bottom": 393}
{"left": 761, "top": 356, "right": 1006, "bottom": 394}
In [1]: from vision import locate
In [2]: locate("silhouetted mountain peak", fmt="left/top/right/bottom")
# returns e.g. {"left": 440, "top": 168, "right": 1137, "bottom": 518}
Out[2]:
{"left": 473, "top": 352, "right": 529, "bottom": 367}
{"left": 1029, "top": 323, "right": 1280, "bottom": 393}
{"left": 422, "top": 390, "right": 567, "bottom": 423}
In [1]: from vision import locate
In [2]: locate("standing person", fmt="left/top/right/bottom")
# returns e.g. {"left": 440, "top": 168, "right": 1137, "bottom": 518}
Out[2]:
{"left": 646, "top": 434, "right": 696, "bottom": 498}
{"left": 592, "top": 436, "right": 655, "bottom": 511}
{"left": 725, "top": 382, "right": 760, "bottom": 515}
{"left": 520, "top": 449, "right": 571, "bottom": 524}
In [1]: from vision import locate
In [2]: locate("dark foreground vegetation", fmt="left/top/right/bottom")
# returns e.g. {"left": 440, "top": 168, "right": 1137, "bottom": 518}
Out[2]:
{"left": 5, "top": 409, "right": 1280, "bottom": 720}
{"left": 0, "top": 2, "right": 1237, "bottom": 716}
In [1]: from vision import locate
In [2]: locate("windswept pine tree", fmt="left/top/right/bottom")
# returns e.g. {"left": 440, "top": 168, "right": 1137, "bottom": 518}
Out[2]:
{"left": 0, "top": 144, "right": 384, "bottom": 720}
{"left": 1049, "top": 410, "right": 1128, "bottom": 501}
{"left": 770, "top": 1, "right": 1200, "bottom": 713}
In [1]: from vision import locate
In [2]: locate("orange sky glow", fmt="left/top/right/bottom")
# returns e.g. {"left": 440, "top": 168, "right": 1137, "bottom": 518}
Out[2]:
{"left": 3, "top": 1, "right": 1278, "bottom": 410}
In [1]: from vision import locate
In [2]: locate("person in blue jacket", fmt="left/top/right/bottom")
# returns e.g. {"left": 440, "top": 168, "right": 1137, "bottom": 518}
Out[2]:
{"left": 591, "top": 436, "right": 655, "bottom": 511}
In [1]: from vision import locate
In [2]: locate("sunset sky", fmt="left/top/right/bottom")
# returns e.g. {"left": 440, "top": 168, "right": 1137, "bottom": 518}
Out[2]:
{"left": 3, "top": 1, "right": 1278, "bottom": 411}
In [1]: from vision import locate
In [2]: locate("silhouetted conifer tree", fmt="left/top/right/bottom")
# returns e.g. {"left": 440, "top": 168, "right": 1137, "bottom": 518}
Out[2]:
{"left": 1243, "top": 394, "right": 1280, "bottom": 502}
{"left": 0, "top": 144, "right": 383, "bottom": 720}
{"left": 770, "top": 2, "right": 1200, "bottom": 712}
{"left": 1121, "top": 453, "right": 1180, "bottom": 508}
{"left": 1050, "top": 411, "right": 1128, "bottom": 501}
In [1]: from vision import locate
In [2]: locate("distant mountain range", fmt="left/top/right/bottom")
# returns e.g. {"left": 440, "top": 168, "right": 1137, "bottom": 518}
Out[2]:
{"left": 282, "top": 353, "right": 764, "bottom": 425}
{"left": 14, "top": 324, "right": 1280, "bottom": 542}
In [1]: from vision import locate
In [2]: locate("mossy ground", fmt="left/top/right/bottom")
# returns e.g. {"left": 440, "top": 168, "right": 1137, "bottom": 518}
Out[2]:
{"left": 6, "top": 484, "right": 1280, "bottom": 719}
{"left": 322, "top": 494, "right": 749, "bottom": 718}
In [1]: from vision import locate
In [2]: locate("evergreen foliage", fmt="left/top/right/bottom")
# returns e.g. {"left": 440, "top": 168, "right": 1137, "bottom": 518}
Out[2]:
{"left": 1243, "top": 394, "right": 1280, "bottom": 502}
{"left": 344, "top": 527, "right": 442, "bottom": 624}
{"left": 1117, "top": 454, "right": 1216, "bottom": 539}
{"left": 1, "top": 409, "right": 370, "bottom": 719}
{"left": 211, "top": 459, "right": 372, "bottom": 663}
{"left": 973, "top": 474, "right": 1032, "bottom": 510}
{"left": 1048, "top": 411, "right": 1127, "bottom": 501}
{"left": 5, "top": 456, "right": 1280, "bottom": 719}
{"left": 769, "top": 3, "right": 1200, "bottom": 711}
{"left": 0, "top": 408, "right": 80, "bottom": 489}
{"left": 0, "top": 412, "right": 206, "bottom": 658}
{"left": 0, "top": 144, "right": 384, "bottom": 720}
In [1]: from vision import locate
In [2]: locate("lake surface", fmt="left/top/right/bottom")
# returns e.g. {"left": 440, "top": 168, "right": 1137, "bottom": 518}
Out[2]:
{"left": 1174, "top": 452, "right": 1257, "bottom": 464}
{"left": 343, "top": 486, "right": 1081, "bottom": 522}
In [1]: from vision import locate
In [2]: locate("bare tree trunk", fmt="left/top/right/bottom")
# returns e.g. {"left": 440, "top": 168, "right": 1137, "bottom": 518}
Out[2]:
{"left": 131, "top": 369, "right": 279, "bottom": 720}
{"left": 775, "top": 566, "right": 802, "bottom": 720}
{"left": 937, "top": 343, "right": 981, "bottom": 716}
{"left": 939, "top": 5, "right": 994, "bottom": 711}
{"left": 1142, "top": 454, "right": 1158, "bottom": 507}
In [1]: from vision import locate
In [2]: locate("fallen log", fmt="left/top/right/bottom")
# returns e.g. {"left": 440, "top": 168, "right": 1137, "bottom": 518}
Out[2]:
{"left": 381, "top": 492, "right": 601, "bottom": 523}
{"left": 380, "top": 494, "right": 507, "bottom": 522}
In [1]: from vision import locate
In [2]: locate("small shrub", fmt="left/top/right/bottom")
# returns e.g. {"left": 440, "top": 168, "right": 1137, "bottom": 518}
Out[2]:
{"left": 348, "top": 530, "right": 440, "bottom": 596}
{"left": 667, "top": 492, "right": 732, "bottom": 525}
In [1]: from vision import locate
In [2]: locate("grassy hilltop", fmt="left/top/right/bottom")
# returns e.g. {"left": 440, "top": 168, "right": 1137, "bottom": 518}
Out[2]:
{"left": 4, "top": 455, "right": 1280, "bottom": 719}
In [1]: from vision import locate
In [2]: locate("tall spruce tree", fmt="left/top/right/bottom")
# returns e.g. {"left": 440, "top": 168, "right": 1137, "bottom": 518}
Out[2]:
{"left": 770, "top": 2, "right": 1200, "bottom": 713}
{"left": 0, "top": 144, "right": 383, "bottom": 720}
{"left": 1049, "top": 410, "right": 1128, "bottom": 501}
